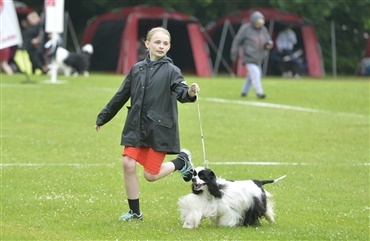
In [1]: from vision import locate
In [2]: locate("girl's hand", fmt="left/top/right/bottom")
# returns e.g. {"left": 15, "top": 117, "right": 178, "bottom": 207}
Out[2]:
{"left": 188, "top": 83, "right": 200, "bottom": 97}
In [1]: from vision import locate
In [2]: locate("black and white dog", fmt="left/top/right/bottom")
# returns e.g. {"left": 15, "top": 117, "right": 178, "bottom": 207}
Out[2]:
{"left": 178, "top": 166, "right": 285, "bottom": 229}
{"left": 52, "top": 44, "right": 94, "bottom": 77}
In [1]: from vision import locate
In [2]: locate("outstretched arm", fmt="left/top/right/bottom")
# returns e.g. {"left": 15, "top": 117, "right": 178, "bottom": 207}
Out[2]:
{"left": 188, "top": 83, "right": 200, "bottom": 98}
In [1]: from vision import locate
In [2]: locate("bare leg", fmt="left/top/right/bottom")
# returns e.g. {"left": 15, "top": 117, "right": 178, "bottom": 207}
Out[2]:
{"left": 122, "top": 156, "right": 139, "bottom": 199}
{"left": 144, "top": 162, "right": 176, "bottom": 182}
{"left": 1, "top": 61, "right": 14, "bottom": 75}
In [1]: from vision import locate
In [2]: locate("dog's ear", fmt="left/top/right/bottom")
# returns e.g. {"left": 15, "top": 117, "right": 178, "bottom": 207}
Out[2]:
{"left": 207, "top": 171, "right": 222, "bottom": 198}
{"left": 201, "top": 169, "right": 215, "bottom": 182}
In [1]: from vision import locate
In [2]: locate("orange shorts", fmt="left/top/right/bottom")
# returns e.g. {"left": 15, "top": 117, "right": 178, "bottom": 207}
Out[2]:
{"left": 123, "top": 146, "right": 166, "bottom": 175}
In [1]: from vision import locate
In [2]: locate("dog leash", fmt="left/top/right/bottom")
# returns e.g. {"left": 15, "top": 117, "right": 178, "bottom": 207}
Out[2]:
{"left": 196, "top": 92, "right": 209, "bottom": 168}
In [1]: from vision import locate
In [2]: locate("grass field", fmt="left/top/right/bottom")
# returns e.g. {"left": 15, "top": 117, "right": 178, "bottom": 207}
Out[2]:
{"left": 1, "top": 73, "right": 369, "bottom": 240}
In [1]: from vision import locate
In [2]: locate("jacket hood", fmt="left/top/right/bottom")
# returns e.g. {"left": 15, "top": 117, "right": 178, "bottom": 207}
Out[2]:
{"left": 145, "top": 54, "right": 173, "bottom": 64}
{"left": 250, "top": 11, "right": 264, "bottom": 24}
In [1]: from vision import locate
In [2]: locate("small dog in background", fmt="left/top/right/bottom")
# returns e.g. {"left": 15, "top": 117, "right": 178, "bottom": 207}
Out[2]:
{"left": 53, "top": 44, "right": 93, "bottom": 77}
{"left": 178, "top": 166, "right": 285, "bottom": 229}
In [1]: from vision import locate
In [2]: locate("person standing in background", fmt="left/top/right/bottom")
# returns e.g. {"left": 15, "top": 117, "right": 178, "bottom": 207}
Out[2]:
{"left": 276, "top": 24, "right": 298, "bottom": 77}
{"left": 230, "top": 11, "right": 273, "bottom": 99}
{"left": 22, "top": 11, "right": 48, "bottom": 74}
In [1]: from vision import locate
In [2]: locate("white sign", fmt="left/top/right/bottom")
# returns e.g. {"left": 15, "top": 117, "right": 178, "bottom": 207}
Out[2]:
{"left": 0, "top": 0, "right": 23, "bottom": 49}
{"left": 45, "top": 0, "right": 65, "bottom": 33}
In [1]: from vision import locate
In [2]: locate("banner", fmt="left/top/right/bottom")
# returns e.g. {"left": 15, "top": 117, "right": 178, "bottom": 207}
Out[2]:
{"left": 45, "top": 0, "right": 65, "bottom": 33}
{"left": 0, "top": 0, "right": 23, "bottom": 49}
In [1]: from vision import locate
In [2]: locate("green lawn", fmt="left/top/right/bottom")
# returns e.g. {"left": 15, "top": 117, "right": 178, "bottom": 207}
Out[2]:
{"left": 1, "top": 73, "right": 369, "bottom": 240}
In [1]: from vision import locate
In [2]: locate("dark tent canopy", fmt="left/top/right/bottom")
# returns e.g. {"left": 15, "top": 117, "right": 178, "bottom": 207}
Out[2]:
{"left": 207, "top": 7, "right": 324, "bottom": 77}
{"left": 82, "top": 5, "right": 212, "bottom": 77}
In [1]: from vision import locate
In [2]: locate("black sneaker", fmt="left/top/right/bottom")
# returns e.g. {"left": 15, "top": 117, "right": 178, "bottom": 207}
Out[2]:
{"left": 177, "top": 149, "right": 194, "bottom": 182}
{"left": 257, "top": 93, "right": 266, "bottom": 99}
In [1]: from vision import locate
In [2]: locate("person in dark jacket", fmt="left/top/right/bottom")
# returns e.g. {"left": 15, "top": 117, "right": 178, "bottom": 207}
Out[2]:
{"left": 95, "top": 27, "right": 200, "bottom": 221}
{"left": 230, "top": 11, "right": 273, "bottom": 98}
{"left": 22, "top": 11, "right": 48, "bottom": 74}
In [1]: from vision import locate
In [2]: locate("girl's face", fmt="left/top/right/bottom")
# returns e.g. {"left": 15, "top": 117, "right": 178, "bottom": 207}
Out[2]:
{"left": 145, "top": 31, "right": 171, "bottom": 61}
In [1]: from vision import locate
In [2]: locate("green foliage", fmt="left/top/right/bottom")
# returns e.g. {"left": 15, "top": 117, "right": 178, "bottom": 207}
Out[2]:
{"left": 1, "top": 73, "right": 369, "bottom": 240}
{"left": 269, "top": 0, "right": 369, "bottom": 75}
{"left": 25, "top": 0, "right": 369, "bottom": 75}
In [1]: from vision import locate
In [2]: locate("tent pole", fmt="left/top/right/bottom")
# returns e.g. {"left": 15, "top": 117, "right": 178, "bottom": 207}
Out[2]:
{"left": 317, "top": 43, "right": 326, "bottom": 76}
{"left": 202, "top": 29, "right": 234, "bottom": 76}
{"left": 162, "top": 17, "right": 168, "bottom": 29}
{"left": 63, "top": 12, "right": 68, "bottom": 48}
{"left": 67, "top": 11, "right": 81, "bottom": 53}
{"left": 200, "top": 28, "right": 214, "bottom": 75}
{"left": 214, "top": 20, "right": 230, "bottom": 76}
{"left": 262, "top": 19, "right": 274, "bottom": 76}
{"left": 228, "top": 23, "right": 236, "bottom": 38}
{"left": 331, "top": 20, "right": 337, "bottom": 79}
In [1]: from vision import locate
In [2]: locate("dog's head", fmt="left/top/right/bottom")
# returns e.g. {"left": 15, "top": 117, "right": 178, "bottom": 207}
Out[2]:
{"left": 192, "top": 166, "right": 222, "bottom": 198}
{"left": 82, "top": 44, "right": 94, "bottom": 54}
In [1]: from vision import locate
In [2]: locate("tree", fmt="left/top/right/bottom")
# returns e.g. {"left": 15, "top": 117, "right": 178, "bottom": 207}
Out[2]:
{"left": 269, "top": 0, "right": 370, "bottom": 75}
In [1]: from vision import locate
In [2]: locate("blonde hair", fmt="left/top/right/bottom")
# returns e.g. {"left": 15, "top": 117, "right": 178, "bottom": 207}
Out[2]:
{"left": 146, "top": 27, "right": 171, "bottom": 42}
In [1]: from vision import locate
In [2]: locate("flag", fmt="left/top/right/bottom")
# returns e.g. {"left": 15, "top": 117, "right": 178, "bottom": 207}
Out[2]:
{"left": 0, "top": 0, "right": 23, "bottom": 49}
{"left": 45, "top": 0, "right": 65, "bottom": 33}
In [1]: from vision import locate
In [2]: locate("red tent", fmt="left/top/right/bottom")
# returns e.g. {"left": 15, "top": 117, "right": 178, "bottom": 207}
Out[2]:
{"left": 207, "top": 8, "right": 324, "bottom": 77}
{"left": 364, "top": 38, "right": 370, "bottom": 57}
{"left": 82, "top": 5, "right": 212, "bottom": 77}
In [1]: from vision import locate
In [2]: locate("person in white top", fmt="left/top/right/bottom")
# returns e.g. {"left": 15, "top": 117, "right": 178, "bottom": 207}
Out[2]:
{"left": 276, "top": 26, "right": 297, "bottom": 53}
{"left": 276, "top": 25, "right": 299, "bottom": 77}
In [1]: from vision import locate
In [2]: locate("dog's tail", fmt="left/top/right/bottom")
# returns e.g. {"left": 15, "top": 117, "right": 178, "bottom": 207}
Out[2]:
{"left": 259, "top": 175, "right": 286, "bottom": 186}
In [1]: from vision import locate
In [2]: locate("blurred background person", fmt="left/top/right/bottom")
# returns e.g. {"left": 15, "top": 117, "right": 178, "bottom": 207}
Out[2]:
{"left": 22, "top": 11, "right": 48, "bottom": 74}
{"left": 275, "top": 24, "right": 299, "bottom": 78}
{"left": 230, "top": 11, "right": 273, "bottom": 99}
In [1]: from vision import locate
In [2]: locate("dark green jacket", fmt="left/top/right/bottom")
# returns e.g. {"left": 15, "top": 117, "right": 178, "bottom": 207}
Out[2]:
{"left": 96, "top": 56, "right": 196, "bottom": 154}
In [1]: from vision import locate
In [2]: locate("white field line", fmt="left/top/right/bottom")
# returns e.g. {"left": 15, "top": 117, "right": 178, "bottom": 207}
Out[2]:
{"left": 1, "top": 83, "right": 40, "bottom": 88}
{"left": 211, "top": 161, "right": 308, "bottom": 166}
{"left": 1, "top": 162, "right": 369, "bottom": 168}
{"left": 0, "top": 163, "right": 115, "bottom": 168}
{"left": 202, "top": 97, "right": 368, "bottom": 118}
{"left": 210, "top": 161, "right": 369, "bottom": 166}
{"left": 2, "top": 84, "right": 366, "bottom": 118}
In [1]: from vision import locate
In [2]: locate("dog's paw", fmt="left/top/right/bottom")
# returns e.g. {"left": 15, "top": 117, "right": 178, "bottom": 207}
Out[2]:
{"left": 183, "top": 222, "right": 196, "bottom": 229}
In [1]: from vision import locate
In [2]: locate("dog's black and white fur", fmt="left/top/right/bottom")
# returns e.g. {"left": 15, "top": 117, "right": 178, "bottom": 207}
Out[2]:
{"left": 52, "top": 44, "right": 93, "bottom": 77}
{"left": 178, "top": 166, "right": 285, "bottom": 229}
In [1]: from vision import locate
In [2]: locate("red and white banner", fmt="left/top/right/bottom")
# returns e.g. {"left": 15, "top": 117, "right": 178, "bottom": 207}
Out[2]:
{"left": 0, "top": 0, "right": 23, "bottom": 49}
{"left": 45, "top": 0, "right": 65, "bottom": 33}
